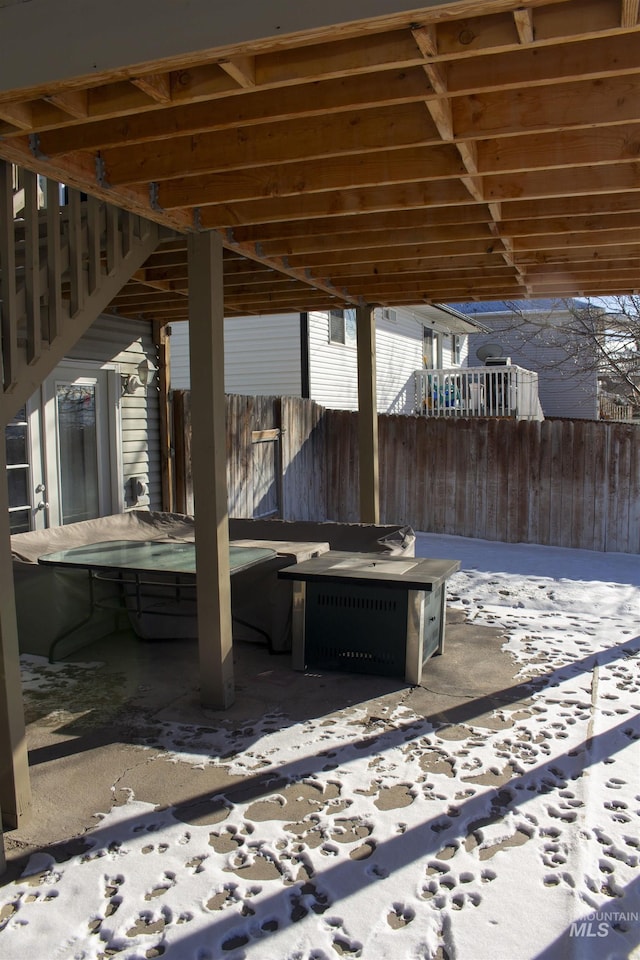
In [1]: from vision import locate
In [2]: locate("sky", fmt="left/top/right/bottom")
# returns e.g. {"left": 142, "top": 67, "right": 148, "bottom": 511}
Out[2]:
{"left": 0, "top": 532, "right": 639, "bottom": 960}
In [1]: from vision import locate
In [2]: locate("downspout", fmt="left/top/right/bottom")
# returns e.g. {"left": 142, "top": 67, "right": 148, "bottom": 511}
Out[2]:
{"left": 300, "top": 312, "right": 310, "bottom": 399}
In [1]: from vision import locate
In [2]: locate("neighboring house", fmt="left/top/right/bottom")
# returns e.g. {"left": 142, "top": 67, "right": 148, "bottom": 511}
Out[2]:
{"left": 170, "top": 304, "right": 482, "bottom": 414}
{"left": 6, "top": 315, "right": 162, "bottom": 535}
{"left": 450, "top": 299, "right": 600, "bottom": 420}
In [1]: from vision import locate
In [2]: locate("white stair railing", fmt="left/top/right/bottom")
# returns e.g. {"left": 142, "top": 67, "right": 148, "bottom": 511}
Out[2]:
{"left": 0, "top": 160, "right": 160, "bottom": 424}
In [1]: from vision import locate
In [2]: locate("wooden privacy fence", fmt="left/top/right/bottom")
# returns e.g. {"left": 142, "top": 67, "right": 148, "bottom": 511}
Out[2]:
{"left": 173, "top": 392, "right": 326, "bottom": 521}
{"left": 172, "top": 391, "right": 640, "bottom": 553}
{"left": 375, "top": 416, "right": 640, "bottom": 554}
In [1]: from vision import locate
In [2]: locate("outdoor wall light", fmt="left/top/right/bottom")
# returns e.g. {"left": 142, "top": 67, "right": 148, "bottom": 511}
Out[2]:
{"left": 121, "top": 357, "right": 158, "bottom": 395}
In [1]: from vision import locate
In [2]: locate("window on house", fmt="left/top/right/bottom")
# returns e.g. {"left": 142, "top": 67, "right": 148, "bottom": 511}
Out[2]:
{"left": 453, "top": 335, "right": 462, "bottom": 365}
{"left": 423, "top": 328, "right": 444, "bottom": 368}
{"left": 423, "top": 328, "right": 432, "bottom": 368}
{"left": 329, "top": 309, "right": 357, "bottom": 347}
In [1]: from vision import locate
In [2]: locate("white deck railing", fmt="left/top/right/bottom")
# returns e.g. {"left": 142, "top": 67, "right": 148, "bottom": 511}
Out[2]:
{"left": 414, "top": 365, "right": 543, "bottom": 421}
{"left": 599, "top": 395, "right": 635, "bottom": 421}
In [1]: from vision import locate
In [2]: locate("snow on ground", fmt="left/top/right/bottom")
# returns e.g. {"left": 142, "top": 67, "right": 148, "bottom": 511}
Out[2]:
{"left": 1, "top": 534, "right": 639, "bottom": 960}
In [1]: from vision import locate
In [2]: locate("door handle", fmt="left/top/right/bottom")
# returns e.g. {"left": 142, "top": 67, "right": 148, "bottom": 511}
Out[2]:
{"left": 36, "top": 501, "right": 49, "bottom": 511}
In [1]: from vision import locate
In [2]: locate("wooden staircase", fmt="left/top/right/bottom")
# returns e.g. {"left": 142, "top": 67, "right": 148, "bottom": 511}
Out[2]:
{"left": 0, "top": 160, "right": 161, "bottom": 425}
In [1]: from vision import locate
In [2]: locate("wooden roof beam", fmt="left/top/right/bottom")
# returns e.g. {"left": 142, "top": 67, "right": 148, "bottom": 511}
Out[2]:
{"left": 485, "top": 163, "right": 640, "bottom": 203}
{"left": 328, "top": 264, "right": 520, "bottom": 287}
{"left": 528, "top": 270, "right": 640, "bottom": 285}
{"left": 411, "top": 25, "right": 513, "bottom": 279}
{"left": 101, "top": 102, "right": 440, "bottom": 185}
{"left": 502, "top": 210, "right": 640, "bottom": 237}
{"left": 515, "top": 241, "right": 640, "bottom": 264}
{"left": 501, "top": 190, "right": 640, "bottom": 221}
{"left": 36, "top": 67, "right": 433, "bottom": 155}
{"left": 285, "top": 238, "right": 505, "bottom": 270}
{"left": 478, "top": 123, "right": 640, "bottom": 176}
{"left": 445, "top": 31, "right": 640, "bottom": 96}
{"left": 157, "top": 144, "right": 466, "bottom": 210}
{"left": 259, "top": 221, "right": 496, "bottom": 258}
{"left": 198, "top": 178, "right": 474, "bottom": 229}
{"left": 453, "top": 74, "right": 640, "bottom": 140}
{"left": 228, "top": 202, "right": 492, "bottom": 243}
{"left": 397, "top": 286, "right": 527, "bottom": 301}
{"left": 326, "top": 253, "right": 510, "bottom": 280}
{"left": 512, "top": 226, "right": 640, "bottom": 252}
{"left": 524, "top": 256, "right": 640, "bottom": 275}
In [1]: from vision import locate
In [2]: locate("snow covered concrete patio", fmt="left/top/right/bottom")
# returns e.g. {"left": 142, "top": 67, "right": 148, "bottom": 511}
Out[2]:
{"left": 1, "top": 533, "right": 639, "bottom": 960}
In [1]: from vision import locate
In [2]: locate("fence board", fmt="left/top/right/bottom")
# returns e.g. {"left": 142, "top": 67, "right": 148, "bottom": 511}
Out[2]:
{"left": 606, "top": 425, "right": 622, "bottom": 552}
{"left": 412, "top": 416, "right": 429, "bottom": 532}
{"left": 326, "top": 409, "right": 359, "bottom": 522}
{"left": 524, "top": 420, "right": 539, "bottom": 544}
{"left": 457, "top": 419, "right": 474, "bottom": 538}
{"left": 629, "top": 423, "right": 640, "bottom": 554}
{"left": 537, "top": 421, "right": 552, "bottom": 547}
{"left": 443, "top": 417, "right": 458, "bottom": 536}
{"left": 282, "top": 395, "right": 327, "bottom": 520}
{"left": 428, "top": 418, "right": 446, "bottom": 534}
{"left": 472, "top": 420, "right": 488, "bottom": 541}
{"left": 570, "top": 420, "right": 587, "bottom": 550}
{"left": 482, "top": 420, "right": 498, "bottom": 542}
{"left": 590, "top": 420, "right": 607, "bottom": 552}
{"left": 402, "top": 413, "right": 412, "bottom": 526}
{"left": 611, "top": 425, "right": 632, "bottom": 553}
{"left": 502, "top": 421, "right": 518, "bottom": 543}
{"left": 577, "top": 420, "right": 594, "bottom": 550}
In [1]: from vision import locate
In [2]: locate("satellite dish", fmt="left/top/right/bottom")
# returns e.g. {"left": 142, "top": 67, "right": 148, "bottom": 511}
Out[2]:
{"left": 476, "top": 343, "right": 505, "bottom": 362}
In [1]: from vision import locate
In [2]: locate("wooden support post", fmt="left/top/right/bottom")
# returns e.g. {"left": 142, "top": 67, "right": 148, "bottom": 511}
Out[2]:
{"left": 0, "top": 441, "right": 32, "bottom": 830}
{"left": 356, "top": 303, "right": 380, "bottom": 523}
{"left": 187, "top": 230, "right": 235, "bottom": 709}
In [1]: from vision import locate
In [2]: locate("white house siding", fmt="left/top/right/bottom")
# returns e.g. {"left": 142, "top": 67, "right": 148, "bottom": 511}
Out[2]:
{"left": 309, "top": 307, "right": 433, "bottom": 413}
{"left": 168, "top": 320, "right": 190, "bottom": 389}
{"left": 307, "top": 310, "right": 358, "bottom": 410}
{"left": 169, "top": 315, "right": 302, "bottom": 396}
{"left": 225, "top": 314, "right": 302, "bottom": 396}
{"left": 463, "top": 303, "right": 599, "bottom": 420}
{"left": 170, "top": 309, "right": 468, "bottom": 414}
{"left": 67, "top": 314, "right": 162, "bottom": 510}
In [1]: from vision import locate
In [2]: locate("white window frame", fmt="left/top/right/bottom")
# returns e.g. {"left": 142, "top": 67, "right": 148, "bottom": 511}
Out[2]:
{"left": 328, "top": 308, "right": 357, "bottom": 348}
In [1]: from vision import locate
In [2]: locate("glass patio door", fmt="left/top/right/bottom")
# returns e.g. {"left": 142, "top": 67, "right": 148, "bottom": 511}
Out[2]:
{"left": 42, "top": 364, "right": 117, "bottom": 527}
